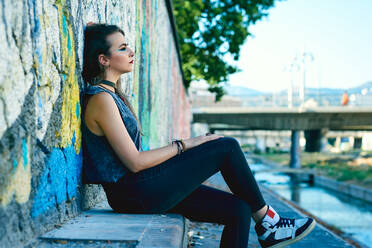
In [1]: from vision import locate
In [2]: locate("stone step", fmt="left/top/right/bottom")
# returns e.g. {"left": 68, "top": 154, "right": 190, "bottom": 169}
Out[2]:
{"left": 28, "top": 201, "right": 187, "bottom": 248}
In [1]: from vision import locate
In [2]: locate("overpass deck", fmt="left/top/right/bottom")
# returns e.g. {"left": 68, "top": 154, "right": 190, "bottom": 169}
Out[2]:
{"left": 193, "top": 106, "right": 372, "bottom": 130}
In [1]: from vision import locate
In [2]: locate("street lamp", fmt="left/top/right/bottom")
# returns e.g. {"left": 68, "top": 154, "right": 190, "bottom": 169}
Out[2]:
{"left": 299, "top": 51, "right": 314, "bottom": 106}
{"left": 284, "top": 56, "right": 300, "bottom": 108}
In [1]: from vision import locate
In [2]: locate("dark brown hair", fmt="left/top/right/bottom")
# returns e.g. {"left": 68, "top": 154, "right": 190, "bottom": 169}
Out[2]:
{"left": 82, "top": 23, "right": 142, "bottom": 135}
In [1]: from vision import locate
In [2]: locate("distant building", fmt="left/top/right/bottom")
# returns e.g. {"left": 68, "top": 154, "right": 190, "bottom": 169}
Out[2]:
{"left": 189, "top": 82, "right": 243, "bottom": 108}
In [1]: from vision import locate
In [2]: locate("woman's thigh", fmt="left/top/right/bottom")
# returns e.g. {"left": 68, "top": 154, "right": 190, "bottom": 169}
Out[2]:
{"left": 120, "top": 137, "right": 239, "bottom": 213}
{"left": 166, "top": 184, "right": 251, "bottom": 226}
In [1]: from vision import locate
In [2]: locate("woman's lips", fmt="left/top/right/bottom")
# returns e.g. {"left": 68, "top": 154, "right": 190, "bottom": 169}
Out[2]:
{"left": 130, "top": 60, "right": 134, "bottom": 64}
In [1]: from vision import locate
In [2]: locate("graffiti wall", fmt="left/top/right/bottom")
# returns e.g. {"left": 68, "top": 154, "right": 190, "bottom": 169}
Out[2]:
{"left": 134, "top": 0, "right": 191, "bottom": 150}
{"left": 0, "top": 0, "right": 191, "bottom": 246}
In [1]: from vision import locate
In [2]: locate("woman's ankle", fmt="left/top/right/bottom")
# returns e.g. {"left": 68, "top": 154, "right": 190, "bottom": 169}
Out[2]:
{"left": 253, "top": 204, "right": 268, "bottom": 223}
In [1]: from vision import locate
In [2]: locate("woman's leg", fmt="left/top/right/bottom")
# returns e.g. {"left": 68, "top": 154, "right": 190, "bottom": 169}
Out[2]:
{"left": 114, "top": 137, "right": 266, "bottom": 214}
{"left": 104, "top": 136, "right": 315, "bottom": 247}
{"left": 166, "top": 184, "right": 251, "bottom": 248}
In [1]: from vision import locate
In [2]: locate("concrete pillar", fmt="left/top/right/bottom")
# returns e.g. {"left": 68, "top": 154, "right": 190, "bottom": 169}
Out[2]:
{"left": 255, "top": 137, "right": 266, "bottom": 154}
{"left": 290, "top": 174, "right": 301, "bottom": 203}
{"left": 290, "top": 130, "right": 301, "bottom": 168}
{"left": 304, "top": 129, "right": 327, "bottom": 152}
{"left": 354, "top": 137, "right": 362, "bottom": 149}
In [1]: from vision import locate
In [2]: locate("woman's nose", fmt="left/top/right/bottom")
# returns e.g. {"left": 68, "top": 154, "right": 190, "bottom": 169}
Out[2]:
{"left": 128, "top": 47, "right": 134, "bottom": 57}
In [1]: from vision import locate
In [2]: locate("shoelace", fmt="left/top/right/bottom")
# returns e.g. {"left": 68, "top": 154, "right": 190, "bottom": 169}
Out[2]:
{"left": 275, "top": 218, "right": 295, "bottom": 228}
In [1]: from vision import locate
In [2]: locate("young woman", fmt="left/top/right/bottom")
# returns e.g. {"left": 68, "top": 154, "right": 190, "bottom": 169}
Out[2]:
{"left": 81, "top": 23, "right": 316, "bottom": 248}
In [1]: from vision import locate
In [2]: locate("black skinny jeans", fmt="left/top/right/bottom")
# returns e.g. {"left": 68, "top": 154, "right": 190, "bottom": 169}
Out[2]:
{"left": 102, "top": 137, "right": 266, "bottom": 248}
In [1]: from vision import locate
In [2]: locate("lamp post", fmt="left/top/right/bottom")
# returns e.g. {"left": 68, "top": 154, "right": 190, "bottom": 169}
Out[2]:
{"left": 284, "top": 56, "right": 300, "bottom": 108}
{"left": 299, "top": 50, "right": 314, "bottom": 106}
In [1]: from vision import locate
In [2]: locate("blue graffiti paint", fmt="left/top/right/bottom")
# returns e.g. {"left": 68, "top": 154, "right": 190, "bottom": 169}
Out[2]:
{"left": 76, "top": 101, "right": 79, "bottom": 119}
{"left": 140, "top": 137, "right": 149, "bottom": 151}
{"left": 62, "top": 14, "right": 68, "bottom": 36}
{"left": 34, "top": 45, "right": 43, "bottom": 84}
{"left": 37, "top": 93, "right": 42, "bottom": 108}
{"left": 22, "top": 139, "right": 28, "bottom": 168}
{"left": 37, "top": 93, "right": 43, "bottom": 128}
{"left": 67, "top": 34, "right": 71, "bottom": 55}
{"left": 61, "top": 13, "right": 72, "bottom": 56}
{"left": 29, "top": 0, "right": 40, "bottom": 38}
{"left": 110, "top": 15, "right": 120, "bottom": 25}
{"left": 13, "top": 159, "right": 18, "bottom": 172}
{"left": 31, "top": 132, "right": 82, "bottom": 218}
{"left": 37, "top": 116, "right": 42, "bottom": 130}
{"left": 138, "top": 3, "right": 152, "bottom": 150}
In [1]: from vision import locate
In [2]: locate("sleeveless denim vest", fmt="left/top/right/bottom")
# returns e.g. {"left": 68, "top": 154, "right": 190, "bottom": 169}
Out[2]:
{"left": 81, "top": 85, "right": 142, "bottom": 184}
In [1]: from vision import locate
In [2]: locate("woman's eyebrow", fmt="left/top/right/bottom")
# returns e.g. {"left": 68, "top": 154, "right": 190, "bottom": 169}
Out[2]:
{"left": 119, "top": 42, "right": 128, "bottom": 47}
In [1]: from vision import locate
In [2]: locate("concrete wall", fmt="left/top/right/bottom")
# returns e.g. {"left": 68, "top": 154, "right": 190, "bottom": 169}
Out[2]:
{"left": 0, "top": 0, "right": 191, "bottom": 246}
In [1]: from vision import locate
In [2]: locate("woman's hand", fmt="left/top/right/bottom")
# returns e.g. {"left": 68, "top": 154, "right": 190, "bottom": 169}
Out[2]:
{"left": 182, "top": 133, "right": 223, "bottom": 151}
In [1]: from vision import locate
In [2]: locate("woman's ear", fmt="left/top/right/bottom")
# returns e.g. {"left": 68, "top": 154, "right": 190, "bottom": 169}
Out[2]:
{"left": 98, "top": 54, "right": 110, "bottom": 67}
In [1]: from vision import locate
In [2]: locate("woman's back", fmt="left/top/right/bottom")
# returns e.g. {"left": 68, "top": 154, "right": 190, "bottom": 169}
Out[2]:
{"left": 81, "top": 85, "right": 142, "bottom": 184}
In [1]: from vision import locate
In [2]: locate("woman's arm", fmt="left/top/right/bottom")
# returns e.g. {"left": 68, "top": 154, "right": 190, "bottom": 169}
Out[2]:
{"left": 88, "top": 92, "right": 222, "bottom": 173}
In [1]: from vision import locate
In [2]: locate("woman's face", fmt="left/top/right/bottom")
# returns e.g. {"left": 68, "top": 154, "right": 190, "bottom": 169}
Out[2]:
{"left": 105, "top": 32, "right": 134, "bottom": 74}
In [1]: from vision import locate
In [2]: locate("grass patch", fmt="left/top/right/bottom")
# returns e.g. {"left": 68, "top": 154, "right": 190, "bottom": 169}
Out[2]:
{"left": 259, "top": 152, "right": 372, "bottom": 188}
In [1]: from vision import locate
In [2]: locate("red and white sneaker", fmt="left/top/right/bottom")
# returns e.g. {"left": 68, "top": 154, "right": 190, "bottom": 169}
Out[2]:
{"left": 255, "top": 206, "right": 316, "bottom": 248}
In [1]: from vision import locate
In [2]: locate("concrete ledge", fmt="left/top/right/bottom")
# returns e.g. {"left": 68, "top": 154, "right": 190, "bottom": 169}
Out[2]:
{"left": 30, "top": 201, "right": 187, "bottom": 248}
{"left": 314, "top": 175, "right": 372, "bottom": 203}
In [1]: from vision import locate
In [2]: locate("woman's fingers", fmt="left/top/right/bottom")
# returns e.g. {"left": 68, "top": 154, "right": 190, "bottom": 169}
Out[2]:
{"left": 183, "top": 134, "right": 224, "bottom": 150}
{"left": 206, "top": 134, "right": 223, "bottom": 141}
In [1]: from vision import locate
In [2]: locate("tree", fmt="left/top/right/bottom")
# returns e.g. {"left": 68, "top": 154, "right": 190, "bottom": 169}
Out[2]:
{"left": 172, "top": 0, "right": 277, "bottom": 101}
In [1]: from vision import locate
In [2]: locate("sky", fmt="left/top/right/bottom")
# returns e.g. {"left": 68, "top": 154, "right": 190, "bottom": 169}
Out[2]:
{"left": 227, "top": 0, "right": 372, "bottom": 93}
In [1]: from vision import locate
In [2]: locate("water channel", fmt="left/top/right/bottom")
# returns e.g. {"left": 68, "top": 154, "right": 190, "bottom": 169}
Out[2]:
{"left": 249, "top": 158, "right": 372, "bottom": 248}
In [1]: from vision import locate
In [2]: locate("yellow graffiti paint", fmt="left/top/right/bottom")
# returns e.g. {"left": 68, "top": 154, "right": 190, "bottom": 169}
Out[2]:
{"left": 0, "top": 139, "right": 31, "bottom": 207}
{"left": 55, "top": 1, "right": 81, "bottom": 154}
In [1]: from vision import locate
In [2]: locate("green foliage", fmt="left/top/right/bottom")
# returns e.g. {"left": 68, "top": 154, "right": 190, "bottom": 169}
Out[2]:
{"left": 172, "top": 0, "right": 277, "bottom": 101}
{"left": 261, "top": 152, "right": 372, "bottom": 186}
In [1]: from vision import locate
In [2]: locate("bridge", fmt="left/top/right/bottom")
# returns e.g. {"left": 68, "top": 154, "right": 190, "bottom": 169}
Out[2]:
{"left": 192, "top": 106, "right": 372, "bottom": 168}
{"left": 193, "top": 106, "right": 372, "bottom": 130}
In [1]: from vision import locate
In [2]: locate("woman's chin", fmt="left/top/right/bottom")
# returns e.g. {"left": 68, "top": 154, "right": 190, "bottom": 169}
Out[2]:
{"left": 121, "top": 68, "right": 133, "bottom": 74}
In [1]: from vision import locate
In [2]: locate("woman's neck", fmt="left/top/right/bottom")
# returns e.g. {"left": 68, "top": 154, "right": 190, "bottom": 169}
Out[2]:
{"left": 99, "top": 74, "right": 118, "bottom": 92}
{"left": 97, "top": 80, "right": 116, "bottom": 93}
{"left": 104, "top": 70, "right": 120, "bottom": 85}
{"left": 99, "top": 69, "right": 121, "bottom": 92}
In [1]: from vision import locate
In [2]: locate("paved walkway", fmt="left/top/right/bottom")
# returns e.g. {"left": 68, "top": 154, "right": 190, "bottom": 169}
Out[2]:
{"left": 27, "top": 173, "right": 354, "bottom": 248}
{"left": 192, "top": 172, "right": 354, "bottom": 248}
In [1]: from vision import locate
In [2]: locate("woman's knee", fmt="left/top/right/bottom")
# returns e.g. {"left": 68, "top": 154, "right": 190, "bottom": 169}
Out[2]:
{"left": 217, "top": 137, "right": 241, "bottom": 150}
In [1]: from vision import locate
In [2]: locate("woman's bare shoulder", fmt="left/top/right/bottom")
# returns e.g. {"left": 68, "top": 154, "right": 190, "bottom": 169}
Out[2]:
{"left": 84, "top": 92, "right": 116, "bottom": 136}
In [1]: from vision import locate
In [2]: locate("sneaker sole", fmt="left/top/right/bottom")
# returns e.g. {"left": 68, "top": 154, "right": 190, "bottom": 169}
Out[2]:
{"left": 267, "top": 219, "right": 316, "bottom": 248}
